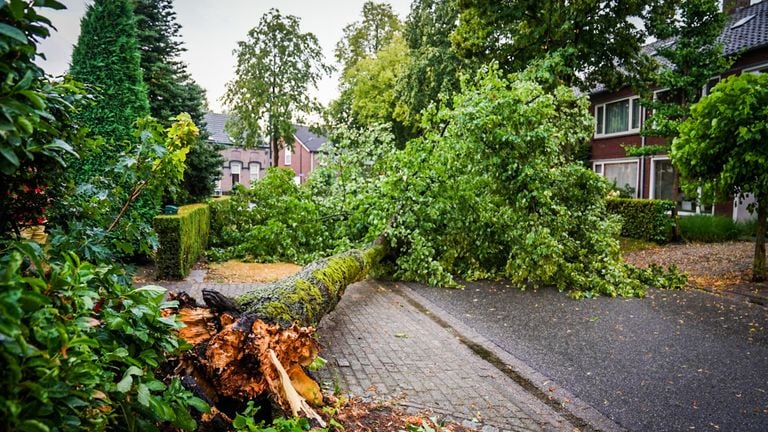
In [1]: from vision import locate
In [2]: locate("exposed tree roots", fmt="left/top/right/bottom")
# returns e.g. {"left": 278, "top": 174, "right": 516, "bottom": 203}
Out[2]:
{"left": 169, "top": 244, "right": 387, "bottom": 428}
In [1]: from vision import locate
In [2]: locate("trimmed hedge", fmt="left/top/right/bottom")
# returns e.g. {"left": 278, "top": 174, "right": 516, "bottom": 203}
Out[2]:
{"left": 154, "top": 203, "right": 210, "bottom": 279}
{"left": 606, "top": 198, "right": 675, "bottom": 243}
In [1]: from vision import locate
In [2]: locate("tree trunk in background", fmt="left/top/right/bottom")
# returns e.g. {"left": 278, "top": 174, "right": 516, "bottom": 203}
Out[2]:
{"left": 753, "top": 202, "right": 766, "bottom": 282}
{"left": 173, "top": 242, "right": 388, "bottom": 427}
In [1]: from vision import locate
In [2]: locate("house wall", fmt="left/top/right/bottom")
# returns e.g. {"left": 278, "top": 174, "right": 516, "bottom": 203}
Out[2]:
{"left": 588, "top": 45, "right": 768, "bottom": 220}
{"left": 217, "top": 146, "right": 269, "bottom": 193}
{"left": 277, "top": 138, "right": 316, "bottom": 184}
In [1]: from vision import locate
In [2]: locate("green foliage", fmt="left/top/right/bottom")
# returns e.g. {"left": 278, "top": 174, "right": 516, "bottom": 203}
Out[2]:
{"left": 640, "top": 0, "right": 729, "bottom": 140}
{"left": 679, "top": 215, "right": 747, "bottom": 243}
{"left": 232, "top": 401, "right": 326, "bottom": 432}
{"left": 395, "top": 0, "right": 466, "bottom": 132}
{"left": 48, "top": 114, "right": 198, "bottom": 262}
{"left": 627, "top": 263, "right": 688, "bottom": 291}
{"left": 372, "top": 66, "right": 644, "bottom": 297}
{"left": 605, "top": 198, "right": 675, "bottom": 243}
{"left": 451, "top": 0, "right": 662, "bottom": 90}
{"left": 334, "top": 1, "right": 402, "bottom": 74}
{"left": 0, "top": 0, "right": 91, "bottom": 236}
{"left": 134, "top": 0, "right": 223, "bottom": 202}
{"left": 69, "top": 0, "right": 150, "bottom": 170}
{"left": 208, "top": 168, "right": 331, "bottom": 264}
{"left": 154, "top": 203, "right": 210, "bottom": 279}
{"left": 673, "top": 72, "right": 768, "bottom": 279}
{"left": 0, "top": 242, "right": 208, "bottom": 431}
{"left": 223, "top": 9, "right": 331, "bottom": 166}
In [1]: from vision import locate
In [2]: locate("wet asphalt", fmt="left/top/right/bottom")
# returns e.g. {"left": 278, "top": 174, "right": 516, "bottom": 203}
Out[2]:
{"left": 412, "top": 282, "right": 768, "bottom": 432}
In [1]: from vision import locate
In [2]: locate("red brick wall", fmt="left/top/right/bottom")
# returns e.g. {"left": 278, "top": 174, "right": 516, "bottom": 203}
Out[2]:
{"left": 276, "top": 138, "right": 316, "bottom": 184}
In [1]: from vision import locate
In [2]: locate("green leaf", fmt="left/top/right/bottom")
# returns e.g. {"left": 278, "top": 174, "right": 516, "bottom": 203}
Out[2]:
{"left": 137, "top": 383, "right": 150, "bottom": 406}
{"left": 18, "top": 420, "right": 50, "bottom": 432}
{"left": 116, "top": 375, "right": 133, "bottom": 393}
{"left": 0, "top": 147, "right": 20, "bottom": 169}
{"left": 0, "top": 22, "right": 27, "bottom": 43}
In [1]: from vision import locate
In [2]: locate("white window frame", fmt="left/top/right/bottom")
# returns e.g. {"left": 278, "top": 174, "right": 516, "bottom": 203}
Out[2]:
{"left": 594, "top": 96, "right": 642, "bottom": 138}
{"left": 743, "top": 62, "right": 768, "bottom": 74}
{"left": 285, "top": 147, "right": 292, "bottom": 165}
{"left": 592, "top": 158, "right": 640, "bottom": 198}
{"left": 213, "top": 178, "right": 222, "bottom": 196}
{"left": 230, "top": 161, "right": 242, "bottom": 186}
{"left": 249, "top": 162, "right": 260, "bottom": 185}
{"left": 701, "top": 76, "right": 721, "bottom": 97}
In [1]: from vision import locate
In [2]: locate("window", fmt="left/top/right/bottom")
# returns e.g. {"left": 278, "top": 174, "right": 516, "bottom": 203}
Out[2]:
{"left": 213, "top": 178, "right": 222, "bottom": 196}
{"left": 703, "top": 77, "right": 720, "bottom": 96}
{"left": 249, "top": 162, "right": 260, "bottom": 185}
{"left": 594, "top": 96, "right": 641, "bottom": 136}
{"left": 285, "top": 148, "right": 292, "bottom": 165}
{"left": 230, "top": 161, "right": 241, "bottom": 186}
{"left": 293, "top": 176, "right": 301, "bottom": 185}
{"left": 593, "top": 160, "right": 639, "bottom": 197}
{"left": 651, "top": 158, "right": 712, "bottom": 214}
{"left": 744, "top": 63, "right": 768, "bottom": 74}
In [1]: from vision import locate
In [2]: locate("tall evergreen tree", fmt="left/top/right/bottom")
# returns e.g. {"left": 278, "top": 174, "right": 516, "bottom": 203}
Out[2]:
{"left": 70, "top": 0, "right": 149, "bottom": 160}
{"left": 134, "top": 0, "right": 223, "bottom": 202}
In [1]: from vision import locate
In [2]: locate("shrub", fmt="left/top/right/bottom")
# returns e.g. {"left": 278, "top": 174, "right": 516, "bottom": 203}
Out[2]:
{"left": 679, "top": 214, "right": 742, "bottom": 243}
{"left": 154, "top": 203, "right": 210, "bottom": 279}
{"left": 606, "top": 198, "right": 675, "bottom": 243}
{"left": 0, "top": 242, "right": 207, "bottom": 431}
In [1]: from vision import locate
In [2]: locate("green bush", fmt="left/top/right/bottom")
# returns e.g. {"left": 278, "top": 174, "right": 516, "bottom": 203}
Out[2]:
{"left": 606, "top": 198, "right": 675, "bottom": 243}
{"left": 0, "top": 242, "right": 207, "bottom": 431}
{"left": 679, "top": 214, "right": 743, "bottom": 243}
{"left": 154, "top": 203, "right": 210, "bottom": 279}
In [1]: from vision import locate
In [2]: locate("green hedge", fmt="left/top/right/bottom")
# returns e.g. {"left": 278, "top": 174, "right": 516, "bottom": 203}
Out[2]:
{"left": 154, "top": 203, "right": 210, "bottom": 279}
{"left": 606, "top": 198, "right": 675, "bottom": 243}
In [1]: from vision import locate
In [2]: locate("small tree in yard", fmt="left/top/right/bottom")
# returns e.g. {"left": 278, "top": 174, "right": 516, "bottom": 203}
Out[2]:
{"left": 223, "top": 9, "right": 331, "bottom": 167}
{"left": 673, "top": 72, "right": 768, "bottom": 281}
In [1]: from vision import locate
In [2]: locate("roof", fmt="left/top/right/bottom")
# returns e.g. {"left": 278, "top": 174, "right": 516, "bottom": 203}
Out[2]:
{"left": 590, "top": 1, "right": 768, "bottom": 95}
{"left": 294, "top": 124, "right": 328, "bottom": 152}
{"left": 203, "top": 112, "right": 232, "bottom": 145}
{"left": 204, "top": 112, "right": 327, "bottom": 151}
{"left": 720, "top": 0, "right": 768, "bottom": 55}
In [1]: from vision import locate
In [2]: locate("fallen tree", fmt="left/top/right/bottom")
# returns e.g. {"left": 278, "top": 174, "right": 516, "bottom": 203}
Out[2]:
{"left": 172, "top": 242, "right": 387, "bottom": 428}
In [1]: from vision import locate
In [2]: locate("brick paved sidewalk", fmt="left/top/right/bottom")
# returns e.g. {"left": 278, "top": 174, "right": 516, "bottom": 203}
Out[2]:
{"left": 164, "top": 280, "right": 587, "bottom": 431}
{"left": 313, "top": 281, "right": 576, "bottom": 432}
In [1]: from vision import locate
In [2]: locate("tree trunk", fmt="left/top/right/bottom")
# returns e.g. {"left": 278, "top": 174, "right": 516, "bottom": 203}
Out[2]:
{"left": 172, "top": 242, "right": 387, "bottom": 426}
{"left": 753, "top": 202, "right": 766, "bottom": 282}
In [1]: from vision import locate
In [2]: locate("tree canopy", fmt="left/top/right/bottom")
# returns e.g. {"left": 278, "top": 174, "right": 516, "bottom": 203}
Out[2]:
{"left": 673, "top": 72, "right": 768, "bottom": 281}
{"left": 451, "top": 0, "right": 661, "bottom": 90}
{"left": 223, "top": 8, "right": 330, "bottom": 167}
{"left": 334, "top": 1, "right": 403, "bottom": 74}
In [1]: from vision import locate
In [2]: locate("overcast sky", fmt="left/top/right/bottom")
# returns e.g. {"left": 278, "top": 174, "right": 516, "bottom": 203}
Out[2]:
{"left": 37, "top": 0, "right": 413, "bottom": 113}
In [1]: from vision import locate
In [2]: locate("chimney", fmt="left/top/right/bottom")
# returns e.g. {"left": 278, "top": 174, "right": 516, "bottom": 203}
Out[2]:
{"left": 723, "top": 0, "right": 753, "bottom": 14}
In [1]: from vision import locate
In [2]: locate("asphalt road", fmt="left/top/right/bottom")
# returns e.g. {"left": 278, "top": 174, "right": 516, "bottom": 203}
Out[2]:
{"left": 412, "top": 282, "right": 768, "bottom": 432}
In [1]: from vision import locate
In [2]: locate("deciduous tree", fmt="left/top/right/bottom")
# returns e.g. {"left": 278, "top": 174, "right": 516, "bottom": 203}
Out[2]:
{"left": 451, "top": 0, "right": 660, "bottom": 90}
{"left": 334, "top": 1, "right": 402, "bottom": 74}
{"left": 673, "top": 73, "right": 768, "bottom": 281}
{"left": 223, "top": 9, "right": 330, "bottom": 167}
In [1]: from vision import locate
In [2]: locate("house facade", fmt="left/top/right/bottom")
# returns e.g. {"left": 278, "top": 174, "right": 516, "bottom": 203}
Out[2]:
{"left": 589, "top": 0, "right": 768, "bottom": 221}
{"left": 276, "top": 125, "right": 328, "bottom": 185}
{"left": 204, "top": 113, "right": 328, "bottom": 192}
{"left": 204, "top": 112, "right": 270, "bottom": 194}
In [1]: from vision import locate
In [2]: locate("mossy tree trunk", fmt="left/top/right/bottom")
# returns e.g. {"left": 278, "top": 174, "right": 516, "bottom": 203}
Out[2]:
{"left": 173, "top": 242, "right": 387, "bottom": 427}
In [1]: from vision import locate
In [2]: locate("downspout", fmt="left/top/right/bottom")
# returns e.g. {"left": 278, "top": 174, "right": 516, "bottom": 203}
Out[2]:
{"left": 640, "top": 135, "right": 646, "bottom": 199}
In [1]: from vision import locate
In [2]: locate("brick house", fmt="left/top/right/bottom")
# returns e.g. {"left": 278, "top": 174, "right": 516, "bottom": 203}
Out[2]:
{"left": 204, "top": 113, "right": 329, "bottom": 192}
{"left": 589, "top": 0, "right": 768, "bottom": 221}
{"left": 204, "top": 112, "right": 269, "bottom": 194}
{"left": 276, "top": 125, "right": 328, "bottom": 185}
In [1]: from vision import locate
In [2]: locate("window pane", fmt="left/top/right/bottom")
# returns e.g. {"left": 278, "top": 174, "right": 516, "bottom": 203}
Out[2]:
{"left": 604, "top": 162, "right": 637, "bottom": 197}
{"left": 596, "top": 106, "right": 604, "bottom": 134}
{"left": 653, "top": 159, "right": 675, "bottom": 200}
{"left": 230, "top": 162, "right": 241, "bottom": 175}
{"left": 631, "top": 99, "right": 640, "bottom": 129}
{"left": 605, "top": 100, "right": 630, "bottom": 134}
{"left": 594, "top": 164, "right": 603, "bottom": 175}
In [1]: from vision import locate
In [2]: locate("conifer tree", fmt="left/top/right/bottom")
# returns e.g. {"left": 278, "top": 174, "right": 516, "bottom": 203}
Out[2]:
{"left": 70, "top": 0, "right": 149, "bottom": 165}
{"left": 135, "top": 0, "right": 223, "bottom": 202}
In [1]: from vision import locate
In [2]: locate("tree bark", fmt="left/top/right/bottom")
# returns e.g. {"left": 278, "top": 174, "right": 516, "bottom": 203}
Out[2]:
{"left": 753, "top": 201, "right": 766, "bottom": 282}
{"left": 172, "top": 241, "right": 387, "bottom": 425}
